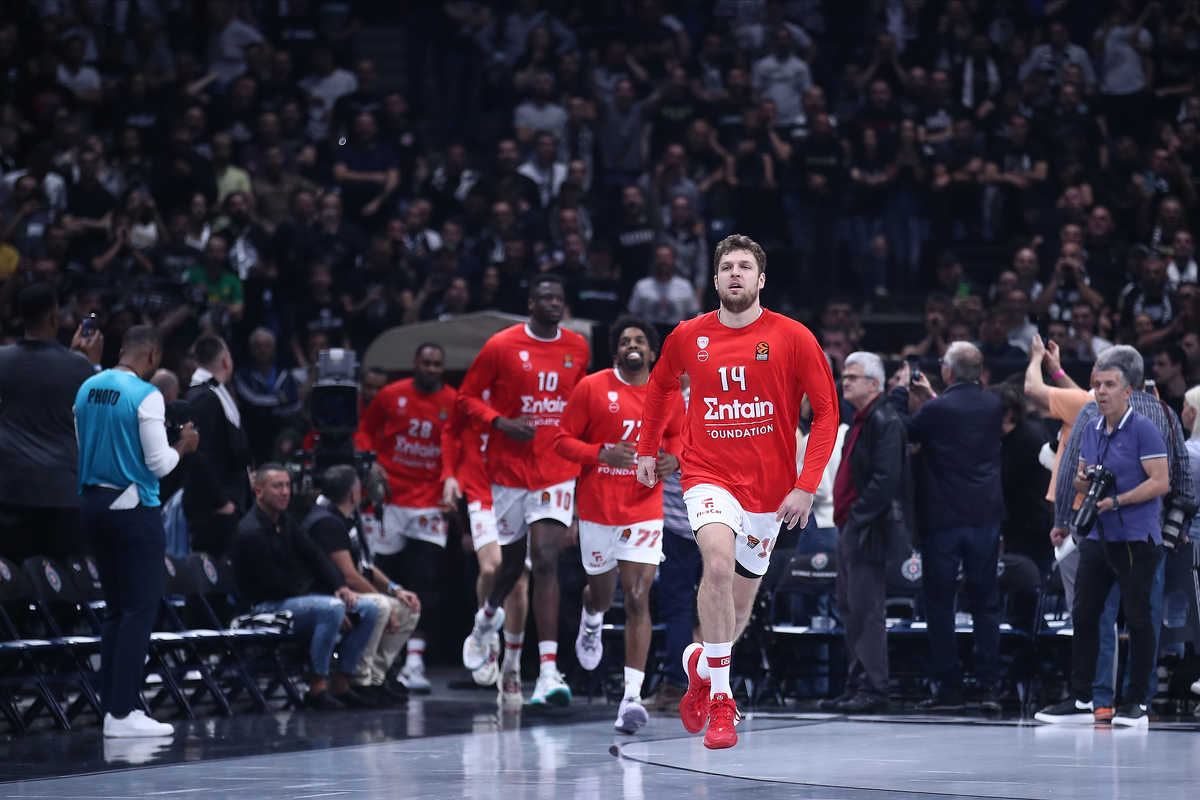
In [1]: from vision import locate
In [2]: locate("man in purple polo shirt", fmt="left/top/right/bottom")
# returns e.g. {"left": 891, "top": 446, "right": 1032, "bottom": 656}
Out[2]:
{"left": 1036, "top": 348, "right": 1169, "bottom": 729}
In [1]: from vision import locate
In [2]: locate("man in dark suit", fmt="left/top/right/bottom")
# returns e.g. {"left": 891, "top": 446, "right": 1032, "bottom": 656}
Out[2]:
{"left": 890, "top": 341, "right": 1005, "bottom": 712}
{"left": 183, "top": 335, "right": 252, "bottom": 557}
{"left": 821, "top": 352, "right": 913, "bottom": 714}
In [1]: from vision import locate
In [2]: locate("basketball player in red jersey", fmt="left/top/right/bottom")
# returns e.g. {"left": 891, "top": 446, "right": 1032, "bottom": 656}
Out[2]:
{"left": 637, "top": 235, "right": 839, "bottom": 749}
{"left": 554, "top": 316, "right": 686, "bottom": 733}
{"left": 458, "top": 274, "right": 590, "bottom": 707}
{"left": 443, "top": 410, "right": 530, "bottom": 708}
{"left": 359, "top": 343, "right": 460, "bottom": 693}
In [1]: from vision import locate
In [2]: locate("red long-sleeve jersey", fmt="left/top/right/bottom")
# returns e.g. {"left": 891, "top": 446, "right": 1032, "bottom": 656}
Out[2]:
{"left": 637, "top": 309, "right": 839, "bottom": 514}
{"left": 360, "top": 378, "right": 459, "bottom": 508}
{"left": 457, "top": 323, "right": 590, "bottom": 490}
{"left": 554, "top": 368, "right": 686, "bottom": 526}
{"left": 443, "top": 405, "right": 493, "bottom": 510}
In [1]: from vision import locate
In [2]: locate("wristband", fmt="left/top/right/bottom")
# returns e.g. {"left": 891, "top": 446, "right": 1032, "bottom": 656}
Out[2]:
{"left": 388, "top": 582, "right": 401, "bottom": 596}
{"left": 1051, "top": 368, "right": 1066, "bottom": 380}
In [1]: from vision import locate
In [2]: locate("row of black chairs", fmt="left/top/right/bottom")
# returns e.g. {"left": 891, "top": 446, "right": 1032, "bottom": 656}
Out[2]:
{"left": 0, "top": 553, "right": 309, "bottom": 734}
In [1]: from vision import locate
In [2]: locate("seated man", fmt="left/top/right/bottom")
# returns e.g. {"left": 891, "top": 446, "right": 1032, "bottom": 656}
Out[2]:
{"left": 303, "top": 464, "right": 421, "bottom": 707}
{"left": 230, "top": 463, "right": 379, "bottom": 711}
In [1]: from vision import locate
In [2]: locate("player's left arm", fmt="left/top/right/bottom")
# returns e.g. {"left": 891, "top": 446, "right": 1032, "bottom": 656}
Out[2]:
{"left": 439, "top": 389, "right": 462, "bottom": 510}
{"left": 655, "top": 391, "right": 686, "bottom": 476}
{"left": 637, "top": 331, "right": 684, "bottom": 487}
{"left": 358, "top": 385, "right": 389, "bottom": 453}
{"left": 778, "top": 329, "right": 839, "bottom": 529}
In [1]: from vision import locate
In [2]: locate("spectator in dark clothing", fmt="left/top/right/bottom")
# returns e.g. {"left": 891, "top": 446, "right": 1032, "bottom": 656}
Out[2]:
{"left": 62, "top": 149, "right": 117, "bottom": 263}
{"left": 151, "top": 125, "right": 217, "bottom": 214}
{"left": 273, "top": 189, "right": 320, "bottom": 294}
{"left": 990, "top": 382, "right": 1054, "bottom": 578}
{"left": 290, "top": 262, "right": 351, "bottom": 368}
{"left": 976, "top": 306, "right": 1028, "bottom": 360}
{"left": 493, "top": 238, "right": 537, "bottom": 316}
{"left": 332, "top": 60, "right": 384, "bottom": 140}
{"left": 822, "top": 352, "right": 913, "bottom": 715}
{"left": 891, "top": 341, "right": 1005, "bottom": 712}
{"left": 231, "top": 464, "right": 379, "bottom": 711}
{"left": 233, "top": 328, "right": 302, "bottom": 465}
{"left": 611, "top": 185, "right": 657, "bottom": 303}
{"left": 566, "top": 240, "right": 622, "bottom": 323}
{"left": 0, "top": 284, "right": 101, "bottom": 563}
{"left": 182, "top": 335, "right": 252, "bottom": 558}
{"left": 332, "top": 112, "right": 398, "bottom": 227}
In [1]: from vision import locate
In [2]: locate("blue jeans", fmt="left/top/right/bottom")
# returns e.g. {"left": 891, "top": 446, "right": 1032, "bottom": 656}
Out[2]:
{"left": 659, "top": 531, "right": 703, "bottom": 687}
{"left": 254, "top": 594, "right": 379, "bottom": 678}
{"left": 922, "top": 524, "right": 1002, "bottom": 690}
{"left": 1093, "top": 554, "right": 1166, "bottom": 707}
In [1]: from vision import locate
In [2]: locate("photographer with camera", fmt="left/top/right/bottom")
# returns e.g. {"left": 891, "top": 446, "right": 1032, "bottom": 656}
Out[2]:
{"left": 75, "top": 326, "right": 199, "bottom": 737}
{"left": 1037, "top": 349, "right": 1171, "bottom": 728}
{"left": 183, "top": 335, "right": 252, "bottom": 558}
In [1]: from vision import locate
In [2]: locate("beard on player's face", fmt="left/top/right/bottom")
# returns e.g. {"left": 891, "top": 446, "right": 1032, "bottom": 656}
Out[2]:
{"left": 719, "top": 281, "right": 760, "bottom": 313}
{"left": 620, "top": 349, "right": 647, "bottom": 373}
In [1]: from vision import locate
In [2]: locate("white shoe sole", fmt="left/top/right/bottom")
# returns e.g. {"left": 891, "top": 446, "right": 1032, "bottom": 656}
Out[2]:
{"left": 1034, "top": 712, "right": 1094, "bottom": 725}
{"left": 1112, "top": 716, "right": 1149, "bottom": 728}
{"left": 615, "top": 702, "right": 649, "bottom": 734}
{"left": 531, "top": 686, "right": 571, "bottom": 707}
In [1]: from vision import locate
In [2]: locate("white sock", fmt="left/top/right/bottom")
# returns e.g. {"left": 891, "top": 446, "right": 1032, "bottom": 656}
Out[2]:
{"left": 478, "top": 602, "right": 498, "bottom": 626}
{"left": 538, "top": 640, "right": 558, "bottom": 677}
{"left": 406, "top": 638, "right": 426, "bottom": 667}
{"left": 502, "top": 631, "right": 524, "bottom": 675}
{"left": 584, "top": 609, "right": 604, "bottom": 628}
{"left": 623, "top": 667, "right": 645, "bottom": 701}
{"left": 695, "top": 644, "right": 711, "bottom": 680}
{"left": 704, "top": 642, "right": 732, "bottom": 698}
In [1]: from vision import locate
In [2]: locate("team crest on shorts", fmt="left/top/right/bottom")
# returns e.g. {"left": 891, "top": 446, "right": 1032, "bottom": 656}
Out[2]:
{"left": 164, "top": 557, "right": 176, "bottom": 577}
{"left": 756, "top": 342, "right": 769, "bottom": 361}
{"left": 811, "top": 552, "right": 829, "bottom": 569}
{"left": 746, "top": 534, "right": 760, "bottom": 548}
{"left": 540, "top": 491, "right": 551, "bottom": 505}
{"left": 564, "top": 354, "right": 573, "bottom": 368}
{"left": 44, "top": 563, "right": 62, "bottom": 593}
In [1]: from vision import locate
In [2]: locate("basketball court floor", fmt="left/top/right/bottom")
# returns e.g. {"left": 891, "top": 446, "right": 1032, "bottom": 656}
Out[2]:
{"left": 3, "top": 673, "right": 1200, "bottom": 800}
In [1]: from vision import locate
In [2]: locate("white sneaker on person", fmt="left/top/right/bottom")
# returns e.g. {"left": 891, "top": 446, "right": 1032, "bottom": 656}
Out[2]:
{"left": 498, "top": 670, "right": 524, "bottom": 708}
{"left": 1191, "top": 679, "right": 1200, "bottom": 696}
{"left": 614, "top": 696, "right": 649, "bottom": 734}
{"left": 472, "top": 633, "right": 501, "bottom": 686}
{"left": 1034, "top": 698, "right": 1094, "bottom": 725}
{"left": 463, "top": 607, "right": 506, "bottom": 670}
{"left": 103, "top": 710, "right": 175, "bottom": 738}
{"left": 530, "top": 671, "right": 572, "bottom": 707}
{"left": 398, "top": 660, "right": 432, "bottom": 694}
{"left": 575, "top": 609, "right": 603, "bottom": 671}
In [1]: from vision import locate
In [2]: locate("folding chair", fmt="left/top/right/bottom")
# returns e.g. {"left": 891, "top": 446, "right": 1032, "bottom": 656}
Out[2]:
{"left": 0, "top": 557, "right": 71, "bottom": 732}
{"left": 184, "top": 552, "right": 302, "bottom": 710}
{"left": 152, "top": 555, "right": 233, "bottom": 717}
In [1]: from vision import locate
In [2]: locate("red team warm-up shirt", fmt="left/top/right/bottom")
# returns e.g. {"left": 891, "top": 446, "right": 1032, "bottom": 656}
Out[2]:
{"left": 457, "top": 324, "right": 590, "bottom": 490}
{"left": 360, "top": 379, "right": 460, "bottom": 509}
{"left": 638, "top": 309, "right": 839, "bottom": 514}
{"left": 444, "top": 406, "right": 493, "bottom": 511}
{"left": 554, "top": 369, "right": 687, "bottom": 526}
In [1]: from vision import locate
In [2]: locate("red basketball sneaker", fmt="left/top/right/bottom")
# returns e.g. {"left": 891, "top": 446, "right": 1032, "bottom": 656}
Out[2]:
{"left": 703, "top": 693, "right": 739, "bottom": 750}
{"left": 680, "top": 643, "right": 710, "bottom": 734}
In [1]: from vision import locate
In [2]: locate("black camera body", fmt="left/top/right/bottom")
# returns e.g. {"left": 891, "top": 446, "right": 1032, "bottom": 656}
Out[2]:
{"left": 1162, "top": 493, "right": 1199, "bottom": 550}
{"left": 164, "top": 399, "right": 193, "bottom": 446}
{"left": 1073, "top": 464, "right": 1117, "bottom": 537}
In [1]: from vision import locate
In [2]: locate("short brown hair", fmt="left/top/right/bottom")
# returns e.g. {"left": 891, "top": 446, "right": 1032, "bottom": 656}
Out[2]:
{"left": 713, "top": 234, "right": 766, "bottom": 274}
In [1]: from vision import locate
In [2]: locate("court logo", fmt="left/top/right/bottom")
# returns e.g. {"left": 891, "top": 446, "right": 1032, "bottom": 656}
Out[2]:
{"left": 164, "top": 557, "right": 176, "bottom": 578}
{"left": 811, "top": 552, "right": 829, "bottom": 570}
{"left": 44, "top": 563, "right": 61, "bottom": 593}
{"left": 756, "top": 342, "right": 769, "bottom": 361}
{"left": 564, "top": 354, "right": 573, "bottom": 368}
{"left": 620, "top": 528, "right": 632, "bottom": 543}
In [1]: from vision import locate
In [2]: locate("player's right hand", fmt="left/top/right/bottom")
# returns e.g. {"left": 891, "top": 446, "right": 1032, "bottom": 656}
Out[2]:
{"left": 636, "top": 456, "right": 658, "bottom": 488}
{"left": 177, "top": 422, "right": 199, "bottom": 454}
{"left": 494, "top": 415, "right": 537, "bottom": 442}
{"left": 598, "top": 441, "right": 637, "bottom": 469}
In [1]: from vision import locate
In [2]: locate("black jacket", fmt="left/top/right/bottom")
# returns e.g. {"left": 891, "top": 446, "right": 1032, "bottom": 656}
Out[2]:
{"left": 0, "top": 339, "right": 95, "bottom": 507}
{"left": 182, "top": 380, "right": 252, "bottom": 514}
{"left": 230, "top": 504, "right": 345, "bottom": 606}
{"left": 842, "top": 396, "right": 915, "bottom": 562}
{"left": 890, "top": 381, "right": 1006, "bottom": 532}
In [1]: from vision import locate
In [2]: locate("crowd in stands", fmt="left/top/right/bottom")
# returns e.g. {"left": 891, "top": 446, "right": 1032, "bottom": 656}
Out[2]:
{"left": 7, "top": 0, "right": 1200, "bottom": 717}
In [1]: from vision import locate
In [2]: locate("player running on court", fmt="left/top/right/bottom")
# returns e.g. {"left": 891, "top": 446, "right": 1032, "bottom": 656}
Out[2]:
{"left": 554, "top": 315, "right": 685, "bottom": 734}
{"left": 636, "top": 235, "right": 839, "bottom": 749}
{"left": 458, "top": 274, "right": 590, "bottom": 707}
{"left": 359, "top": 343, "right": 460, "bottom": 693}
{"left": 444, "top": 409, "right": 531, "bottom": 709}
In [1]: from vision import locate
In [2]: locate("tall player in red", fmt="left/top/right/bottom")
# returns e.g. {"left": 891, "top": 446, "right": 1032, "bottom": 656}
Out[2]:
{"left": 554, "top": 316, "right": 685, "bottom": 734}
{"left": 637, "top": 235, "right": 839, "bottom": 749}
{"left": 359, "top": 343, "right": 460, "bottom": 693}
{"left": 458, "top": 274, "right": 590, "bottom": 707}
{"left": 444, "top": 409, "right": 531, "bottom": 708}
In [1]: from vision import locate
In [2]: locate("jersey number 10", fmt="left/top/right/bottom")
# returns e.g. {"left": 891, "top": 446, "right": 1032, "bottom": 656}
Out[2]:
{"left": 538, "top": 371, "right": 559, "bottom": 392}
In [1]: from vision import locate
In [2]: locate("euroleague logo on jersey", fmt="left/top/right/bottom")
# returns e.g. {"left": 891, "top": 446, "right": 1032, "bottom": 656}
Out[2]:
{"left": 607, "top": 390, "right": 620, "bottom": 413}
{"left": 519, "top": 350, "right": 532, "bottom": 371}
{"left": 696, "top": 335, "right": 709, "bottom": 362}
{"left": 756, "top": 342, "right": 769, "bottom": 361}
{"left": 563, "top": 354, "right": 573, "bottom": 368}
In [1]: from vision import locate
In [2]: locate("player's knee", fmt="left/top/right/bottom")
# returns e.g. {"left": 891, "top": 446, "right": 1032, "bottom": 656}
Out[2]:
{"left": 624, "top": 589, "right": 649, "bottom": 619}
{"left": 702, "top": 558, "right": 736, "bottom": 588}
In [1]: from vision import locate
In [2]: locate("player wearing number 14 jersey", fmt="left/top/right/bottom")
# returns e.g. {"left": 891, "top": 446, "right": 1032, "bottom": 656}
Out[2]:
{"left": 554, "top": 316, "right": 685, "bottom": 734}
{"left": 637, "top": 235, "right": 840, "bottom": 750}
{"left": 457, "top": 274, "right": 590, "bottom": 707}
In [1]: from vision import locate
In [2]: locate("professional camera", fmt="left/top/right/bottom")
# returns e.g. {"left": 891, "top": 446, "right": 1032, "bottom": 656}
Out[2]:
{"left": 1162, "top": 493, "right": 1199, "bottom": 551}
{"left": 1073, "top": 464, "right": 1117, "bottom": 537}
{"left": 164, "top": 398, "right": 192, "bottom": 446}
{"left": 286, "top": 349, "right": 386, "bottom": 509}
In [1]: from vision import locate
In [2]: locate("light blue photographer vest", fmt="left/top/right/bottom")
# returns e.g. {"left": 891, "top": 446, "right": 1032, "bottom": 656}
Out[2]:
{"left": 75, "top": 369, "right": 163, "bottom": 507}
